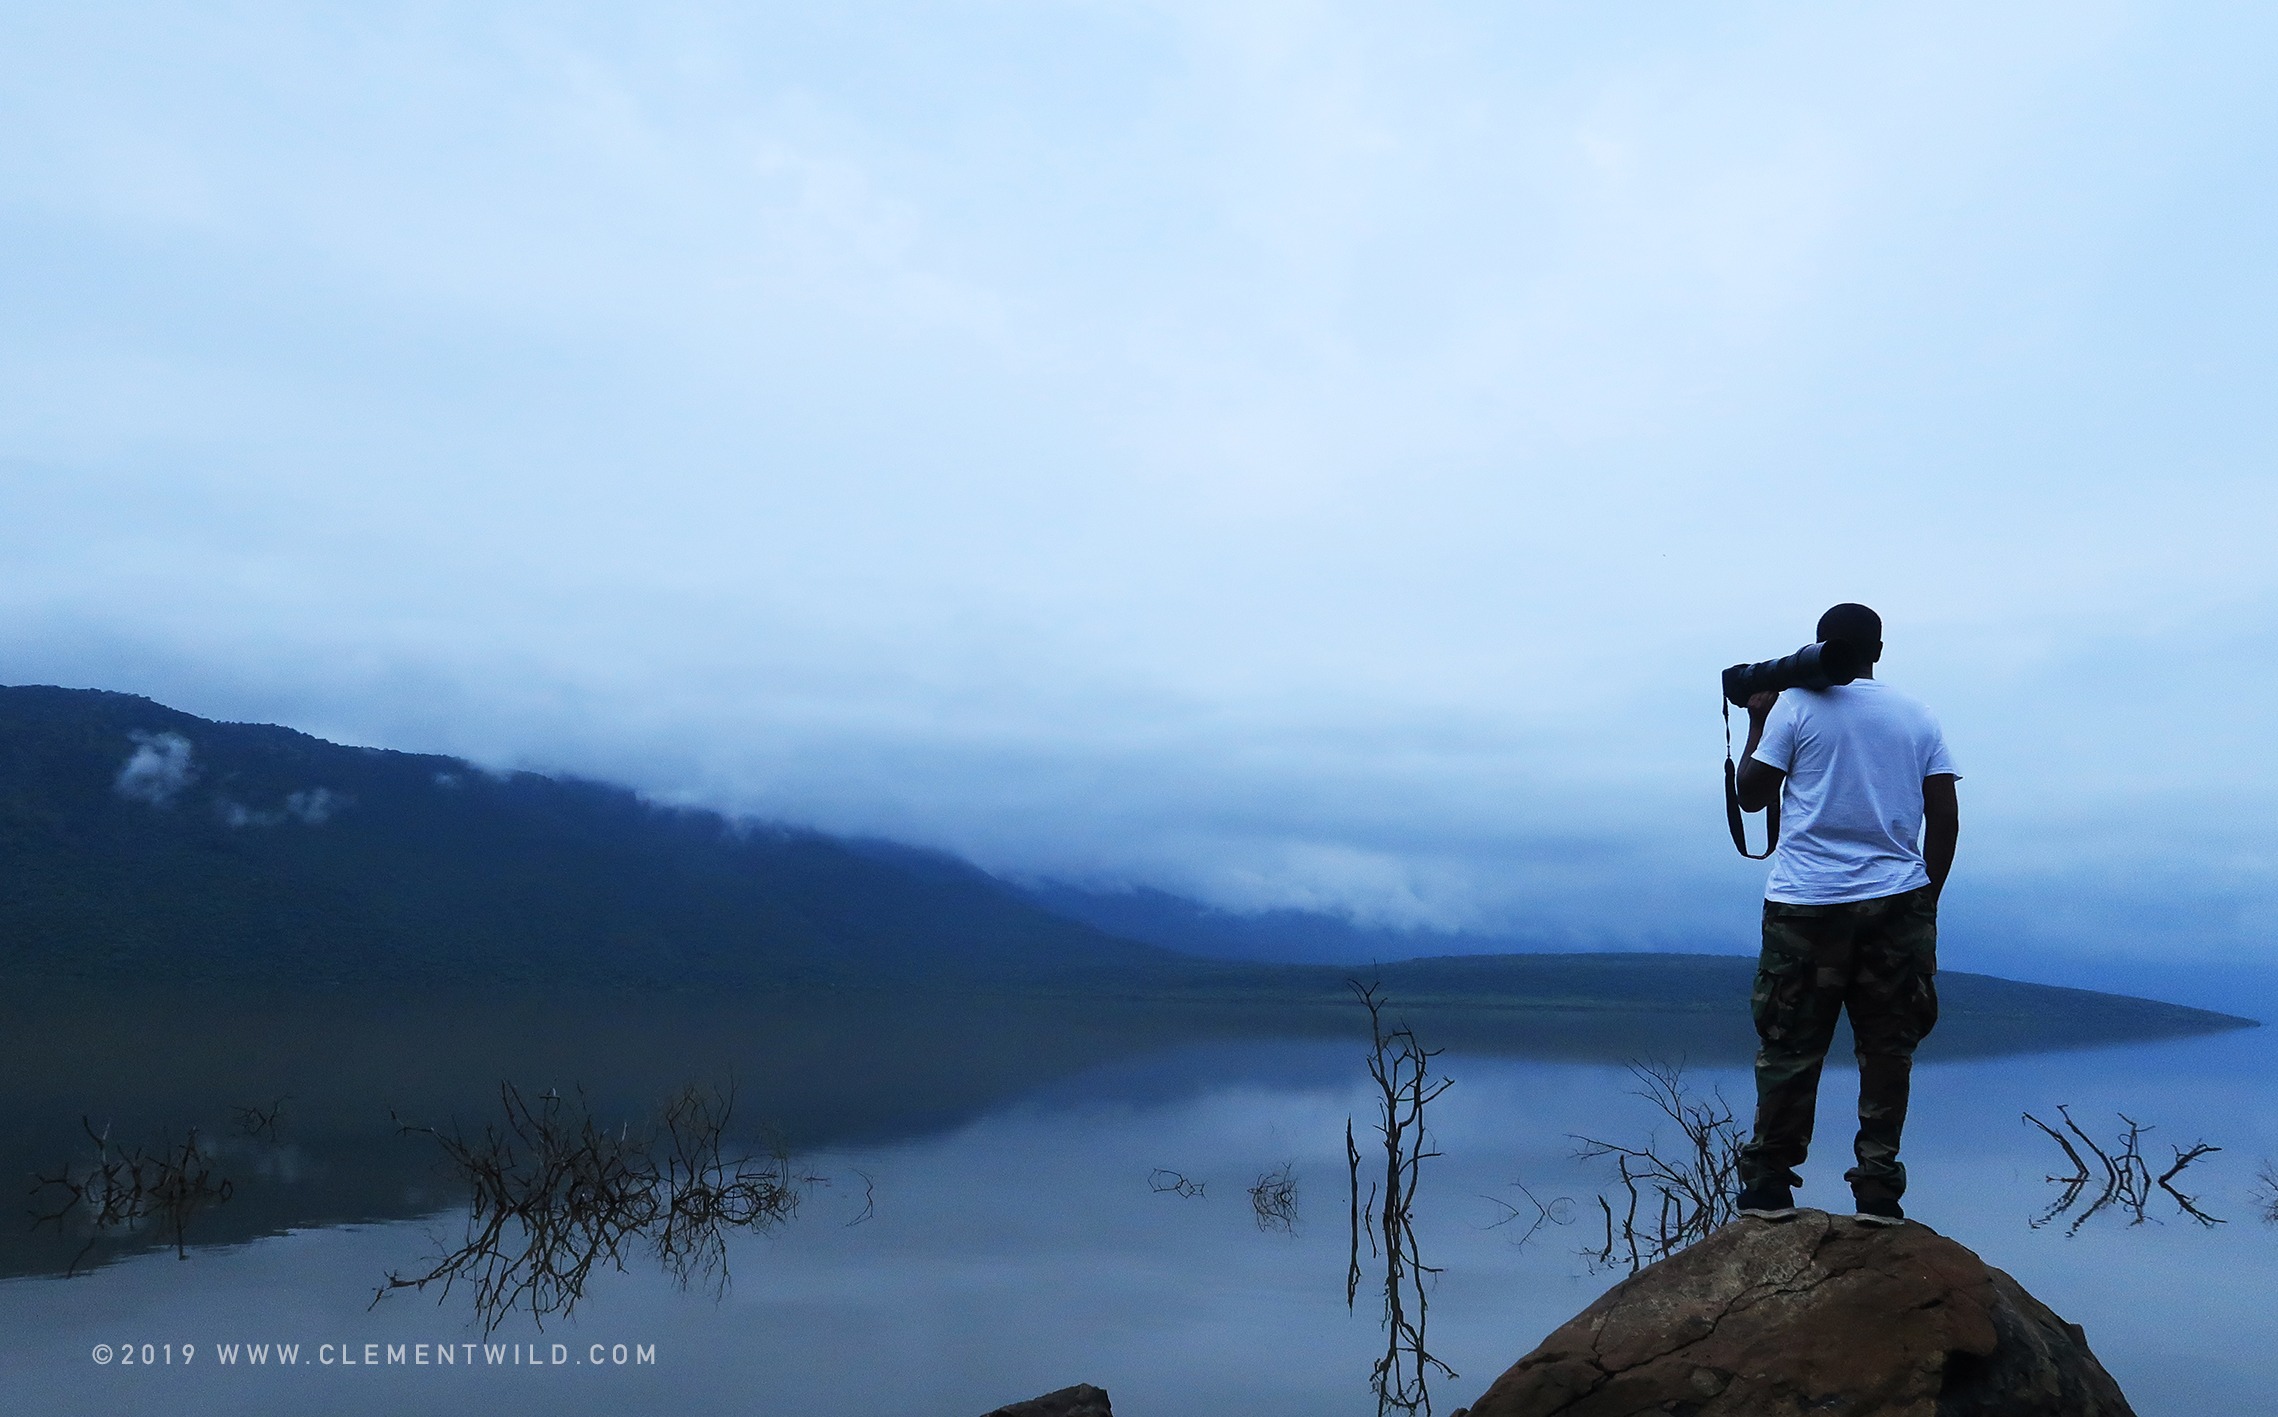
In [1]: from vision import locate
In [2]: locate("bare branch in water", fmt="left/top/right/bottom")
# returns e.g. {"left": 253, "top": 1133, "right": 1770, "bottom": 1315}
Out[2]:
{"left": 375, "top": 1081, "right": 803, "bottom": 1334}
{"left": 844, "top": 1169, "right": 877, "bottom": 1227}
{"left": 1345, "top": 980, "right": 1455, "bottom": 1417}
{"left": 2158, "top": 1144, "right": 2224, "bottom": 1228}
{"left": 1346, "top": 1118, "right": 1363, "bottom": 1308}
{"left": 29, "top": 1119, "right": 236, "bottom": 1273}
{"left": 1571, "top": 1061, "right": 1741, "bottom": 1272}
{"left": 2025, "top": 1107, "right": 2222, "bottom": 1233}
{"left": 1147, "top": 1168, "right": 1206, "bottom": 1198}
{"left": 2253, "top": 1161, "right": 2278, "bottom": 1225}
{"left": 1482, "top": 1182, "right": 1573, "bottom": 1251}
{"left": 1249, "top": 1163, "right": 1298, "bottom": 1233}
{"left": 229, "top": 1097, "right": 290, "bottom": 1140}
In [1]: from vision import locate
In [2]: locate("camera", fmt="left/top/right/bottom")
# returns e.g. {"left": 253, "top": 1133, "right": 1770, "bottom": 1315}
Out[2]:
{"left": 1721, "top": 640, "right": 1867, "bottom": 706}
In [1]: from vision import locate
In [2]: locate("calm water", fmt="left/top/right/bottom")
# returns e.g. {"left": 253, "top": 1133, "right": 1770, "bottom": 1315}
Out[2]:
{"left": 0, "top": 990, "right": 2271, "bottom": 1416}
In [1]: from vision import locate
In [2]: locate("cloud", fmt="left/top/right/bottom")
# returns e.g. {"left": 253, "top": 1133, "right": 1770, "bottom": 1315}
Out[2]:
{"left": 217, "top": 786, "right": 350, "bottom": 829}
{"left": 284, "top": 787, "right": 345, "bottom": 824}
{"left": 7, "top": 4, "right": 2278, "bottom": 969}
{"left": 113, "top": 731, "right": 195, "bottom": 806}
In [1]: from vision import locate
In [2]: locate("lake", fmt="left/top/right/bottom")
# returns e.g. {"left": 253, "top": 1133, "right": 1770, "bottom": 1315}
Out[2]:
{"left": 0, "top": 985, "right": 2270, "bottom": 1416}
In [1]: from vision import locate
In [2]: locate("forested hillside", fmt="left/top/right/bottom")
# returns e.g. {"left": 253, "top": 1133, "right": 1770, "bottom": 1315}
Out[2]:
{"left": 0, "top": 686, "right": 1170, "bottom": 987}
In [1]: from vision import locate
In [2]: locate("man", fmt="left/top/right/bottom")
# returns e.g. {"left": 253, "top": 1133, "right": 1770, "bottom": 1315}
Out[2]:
{"left": 1731, "top": 603, "right": 1960, "bottom": 1226}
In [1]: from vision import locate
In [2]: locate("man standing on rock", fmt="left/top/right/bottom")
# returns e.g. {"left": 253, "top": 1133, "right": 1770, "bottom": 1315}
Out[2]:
{"left": 1731, "top": 603, "right": 1960, "bottom": 1226}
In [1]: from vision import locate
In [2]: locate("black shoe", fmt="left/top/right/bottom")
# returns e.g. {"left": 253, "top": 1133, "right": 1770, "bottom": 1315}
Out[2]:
{"left": 1853, "top": 1196, "right": 1905, "bottom": 1226}
{"left": 1736, "top": 1181, "right": 1798, "bottom": 1219}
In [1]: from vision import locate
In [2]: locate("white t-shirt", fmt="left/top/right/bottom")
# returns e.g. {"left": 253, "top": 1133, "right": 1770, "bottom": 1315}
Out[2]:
{"left": 1750, "top": 678, "right": 1959, "bottom": 905}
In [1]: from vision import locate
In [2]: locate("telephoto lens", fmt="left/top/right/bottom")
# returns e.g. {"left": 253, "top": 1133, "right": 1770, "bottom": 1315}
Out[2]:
{"left": 1721, "top": 640, "right": 1866, "bottom": 706}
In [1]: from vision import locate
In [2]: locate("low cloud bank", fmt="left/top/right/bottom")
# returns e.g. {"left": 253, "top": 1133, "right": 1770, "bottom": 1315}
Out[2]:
{"left": 113, "top": 731, "right": 195, "bottom": 806}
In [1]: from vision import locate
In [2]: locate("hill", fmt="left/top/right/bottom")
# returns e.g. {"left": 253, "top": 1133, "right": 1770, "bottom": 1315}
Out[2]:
{"left": 0, "top": 685, "right": 2255, "bottom": 1052}
{"left": 1019, "top": 880, "right": 1565, "bottom": 964}
{"left": 0, "top": 685, "right": 1172, "bottom": 987}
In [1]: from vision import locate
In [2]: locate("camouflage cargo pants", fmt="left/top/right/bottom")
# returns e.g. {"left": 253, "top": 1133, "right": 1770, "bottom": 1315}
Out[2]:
{"left": 1735, "top": 884, "right": 1939, "bottom": 1202}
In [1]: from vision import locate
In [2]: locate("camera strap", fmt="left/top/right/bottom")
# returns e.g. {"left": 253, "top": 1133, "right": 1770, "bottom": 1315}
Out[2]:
{"left": 1723, "top": 697, "right": 1778, "bottom": 860}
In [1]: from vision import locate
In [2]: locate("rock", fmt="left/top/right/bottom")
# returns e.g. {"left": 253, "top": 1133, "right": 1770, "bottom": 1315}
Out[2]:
{"left": 1452, "top": 1210, "right": 2134, "bottom": 1417}
{"left": 980, "top": 1383, "right": 1113, "bottom": 1417}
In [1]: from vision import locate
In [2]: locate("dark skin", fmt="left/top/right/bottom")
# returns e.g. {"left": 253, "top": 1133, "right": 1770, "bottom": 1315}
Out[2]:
{"left": 1735, "top": 643, "right": 1960, "bottom": 898}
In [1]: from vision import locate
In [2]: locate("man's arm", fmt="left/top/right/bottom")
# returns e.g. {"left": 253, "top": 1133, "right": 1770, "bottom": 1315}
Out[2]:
{"left": 1736, "top": 691, "right": 1785, "bottom": 813}
{"left": 1923, "top": 773, "right": 1959, "bottom": 897}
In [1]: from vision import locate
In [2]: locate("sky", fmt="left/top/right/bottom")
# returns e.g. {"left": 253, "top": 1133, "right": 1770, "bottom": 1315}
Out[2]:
{"left": 4, "top": 3, "right": 2277, "bottom": 985}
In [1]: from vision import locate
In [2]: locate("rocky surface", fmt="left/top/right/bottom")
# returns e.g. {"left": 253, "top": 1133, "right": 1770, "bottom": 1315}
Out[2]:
{"left": 980, "top": 1383, "right": 1114, "bottom": 1417}
{"left": 1452, "top": 1210, "right": 2135, "bottom": 1417}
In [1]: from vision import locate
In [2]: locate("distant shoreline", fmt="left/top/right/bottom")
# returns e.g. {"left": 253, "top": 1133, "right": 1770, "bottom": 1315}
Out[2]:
{"left": 7, "top": 951, "right": 2253, "bottom": 1063}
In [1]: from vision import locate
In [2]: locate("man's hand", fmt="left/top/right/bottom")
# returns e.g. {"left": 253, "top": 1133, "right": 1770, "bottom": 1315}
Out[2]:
{"left": 1923, "top": 773, "right": 1959, "bottom": 900}
{"left": 1736, "top": 691, "right": 1785, "bottom": 813}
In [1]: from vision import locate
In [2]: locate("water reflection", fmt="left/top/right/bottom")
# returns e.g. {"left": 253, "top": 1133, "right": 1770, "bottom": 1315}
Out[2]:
{"left": 1247, "top": 1164, "right": 1297, "bottom": 1233}
{"left": 1482, "top": 1181, "right": 1572, "bottom": 1249}
{"left": 3, "top": 1024, "right": 2275, "bottom": 1417}
{"left": 1147, "top": 1168, "right": 1206, "bottom": 1198}
{"left": 844, "top": 1168, "right": 877, "bottom": 1226}
{"left": 1571, "top": 1063, "right": 1742, "bottom": 1273}
{"left": 2024, "top": 1106, "right": 2223, "bottom": 1232}
{"left": 227, "top": 1096, "right": 288, "bottom": 1140}
{"left": 29, "top": 1120, "right": 237, "bottom": 1273}
{"left": 374, "top": 1081, "right": 803, "bottom": 1333}
{"left": 1345, "top": 984, "right": 1455, "bottom": 1417}
{"left": 1, "top": 978, "right": 2237, "bottom": 1283}
{"left": 2250, "top": 1162, "right": 2278, "bottom": 1225}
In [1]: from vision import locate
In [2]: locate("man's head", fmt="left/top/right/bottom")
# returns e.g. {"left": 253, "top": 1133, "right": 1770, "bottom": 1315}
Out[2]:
{"left": 1816, "top": 603, "right": 1883, "bottom": 663}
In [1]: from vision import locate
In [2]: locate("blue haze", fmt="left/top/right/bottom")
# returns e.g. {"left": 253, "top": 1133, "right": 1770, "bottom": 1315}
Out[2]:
{"left": 3, "top": 4, "right": 2277, "bottom": 992}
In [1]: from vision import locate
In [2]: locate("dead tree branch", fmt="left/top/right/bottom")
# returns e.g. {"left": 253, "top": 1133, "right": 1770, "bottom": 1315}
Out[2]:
{"left": 1572, "top": 1061, "right": 1740, "bottom": 1272}
{"left": 375, "top": 1081, "right": 802, "bottom": 1334}
{"left": 2025, "top": 1106, "right": 2223, "bottom": 1233}
{"left": 28, "top": 1119, "right": 235, "bottom": 1274}
{"left": 1345, "top": 980, "right": 1455, "bottom": 1416}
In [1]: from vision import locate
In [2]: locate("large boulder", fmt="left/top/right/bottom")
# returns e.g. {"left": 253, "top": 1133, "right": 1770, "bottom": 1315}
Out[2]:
{"left": 980, "top": 1384, "right": 1113, "bottom": 1417}
{"left": 1453, "top": 1210, "right": 2134, "bottom": 1417}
